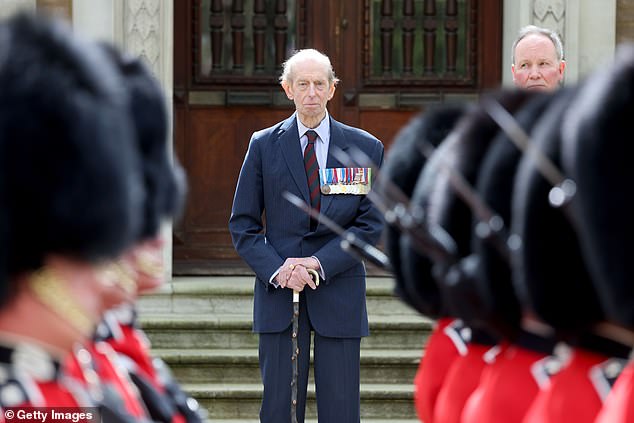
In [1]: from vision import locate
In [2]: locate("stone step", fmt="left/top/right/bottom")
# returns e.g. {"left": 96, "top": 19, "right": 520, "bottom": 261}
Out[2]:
{"left": 156, "top": 348, "right": 422, "bottom": 384}
{"left": 140, "top": 313, "right": 432, "bottom": 350}
{"left": 138, "top": 276, "right": 418, "bottom": 316}
{"left": 137, "top": 275, "right": 429, "bottom": 421}
{"left": 186, "top": 383, "right": 417, "bottom": 420}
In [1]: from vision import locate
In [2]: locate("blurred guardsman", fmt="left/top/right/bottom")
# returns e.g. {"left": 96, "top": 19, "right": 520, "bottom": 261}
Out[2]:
{"left": 375, "top": 104, "right": 465, "bottom": 423}
{"left": 414, "top": 90, "right": 530, "bottom": 423}
{"left": 512, "top": 82, "right": 628, "bottom": 423}
{"left": 0, "top": 12, "right": 143, "bottom": 415}
{"left": 90, "top": 45, "right": 205, "bottom": 423}
{"left": 560, "top": 44, "right": 634, "bottom": 423}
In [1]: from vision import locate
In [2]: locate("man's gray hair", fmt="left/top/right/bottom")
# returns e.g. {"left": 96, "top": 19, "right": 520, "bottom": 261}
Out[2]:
{"left": 279, "top": 48, "right": 340, "bottom": 86}
{"left": 511, "top": 25, "right": 564, "bottom": 64}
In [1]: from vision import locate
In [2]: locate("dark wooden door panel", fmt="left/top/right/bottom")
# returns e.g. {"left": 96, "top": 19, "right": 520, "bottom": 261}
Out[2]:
{"left": 360, "top": 110, "right": 418, "bottom": 151}
{"left": 174, "top": 106, "right": 292, "bottom": 274}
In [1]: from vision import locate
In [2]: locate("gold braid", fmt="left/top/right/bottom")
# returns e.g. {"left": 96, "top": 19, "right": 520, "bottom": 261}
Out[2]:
{"left": 28, "top": 268, "right": 95, "bottom": 336}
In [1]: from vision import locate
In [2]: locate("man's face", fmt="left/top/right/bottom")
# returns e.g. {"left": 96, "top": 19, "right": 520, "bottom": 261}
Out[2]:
{"left": 282, "top": 58, "right": 336, "bottom": 127}
{"left": 512, "top": 34, "right": 565, "bottom": 91}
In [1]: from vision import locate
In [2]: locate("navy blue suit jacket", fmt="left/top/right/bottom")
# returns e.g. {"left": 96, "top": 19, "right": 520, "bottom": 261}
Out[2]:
{"left": 229, "top": 113, "right": 384, "bottom": 338}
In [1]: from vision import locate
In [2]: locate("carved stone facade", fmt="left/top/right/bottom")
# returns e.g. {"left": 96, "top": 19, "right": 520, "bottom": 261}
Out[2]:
{"left": 116, "top": 0, "right": 174, "bottom": 277}
{"left": 533, "top": 0, "right": 566, "bottom": 42}
{"left": 114, "top": 0, "right": 175, "bottom": 278}
{"left": 123, "top": 0, "right": 162, "bottom": 77}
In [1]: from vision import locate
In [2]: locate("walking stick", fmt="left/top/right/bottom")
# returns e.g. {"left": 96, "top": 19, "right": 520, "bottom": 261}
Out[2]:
{"left": 289, "top": 266, "right": 320, "bottom": 423}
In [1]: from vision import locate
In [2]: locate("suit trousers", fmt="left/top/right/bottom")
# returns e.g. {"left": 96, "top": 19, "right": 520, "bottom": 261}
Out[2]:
{"left": 258, "top": 291, "right": 361, "bottom": 423}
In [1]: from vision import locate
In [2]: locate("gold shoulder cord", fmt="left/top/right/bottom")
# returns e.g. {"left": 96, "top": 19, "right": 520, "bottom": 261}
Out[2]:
{"left": 28, "top": 268, "right": 95, "bottom": 336}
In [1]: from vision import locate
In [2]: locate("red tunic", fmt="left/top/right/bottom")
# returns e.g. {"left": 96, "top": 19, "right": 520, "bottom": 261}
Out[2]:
{"left": 104, "top": 321, "right": 161, "bottom": 389}
{"left": 594, "top": 360, "right": 634, "bottom": 423}
{"left": 523, "top": 349, "right": 624, "bottom": 423}
{"left": 413, "top": 318, "right": 465, "bottom": 423}
{"left": 461, "top": 345, "right": 548, "bottom": 423}
{"left": 97, "top": 308, "right": 201, "bottom": 423}
{"left": 65, "top": 341, "right": 150, "bottom": 420}
{"left": 0, "top": 342, "right": 93, "bottom": 422}
{"left": 433, "top": 343, "right": 499, "bottom": 423}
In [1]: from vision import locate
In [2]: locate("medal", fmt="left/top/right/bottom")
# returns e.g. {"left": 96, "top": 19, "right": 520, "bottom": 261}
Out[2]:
{"left": 319, "top": 167, "right": 372, "bottom": 195}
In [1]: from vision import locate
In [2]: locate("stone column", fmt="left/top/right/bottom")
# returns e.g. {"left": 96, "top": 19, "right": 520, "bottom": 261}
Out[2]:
{"left": 0, "top": 0, "right": 36, "bottom": 18}
{"left": 503, "top": 0, "right": 616, "bottom": 86}
{"left": 116, "top": 0, "right": 175, "bottom": 280}
{"left": 74, "top": 0, "right": 175, "bottom": 280}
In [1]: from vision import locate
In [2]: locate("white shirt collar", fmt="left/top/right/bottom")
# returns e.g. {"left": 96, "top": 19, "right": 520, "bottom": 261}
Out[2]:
{"left": 296, "top": 111, "right": 330, "bottom": 144}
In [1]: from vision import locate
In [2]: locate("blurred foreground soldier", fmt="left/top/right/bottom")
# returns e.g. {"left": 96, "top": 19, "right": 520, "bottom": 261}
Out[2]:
{"left": 229, "top": 48, "right": 384, "bottom": 423}
{"left": 90, "top": 45, "right": 204, "bottom": 423}
{"left": 377, "top": 104, "right": 465, "bottom": 317}
{"left": 413, "top": 90, "right": 532, "bottom": 423}
{"left": 433, "top": 91, "right": 553, "bottom": 423}
{"left": 458, "top": 88, "right": 571, "bottom": 423}
{"left": 512, "top": 83, "right": 627, "bottom": 423}
{"left": 374, "top": 104, "right": 465, "bottom": 423}
{"left": 560, "top": 44, "right": 634, "bottom": 423}
{"left": 0, "top": 12, "right": 143, "bottom": 413}
{"left": 511, "top": 25, "right": 566, "bottom": 91}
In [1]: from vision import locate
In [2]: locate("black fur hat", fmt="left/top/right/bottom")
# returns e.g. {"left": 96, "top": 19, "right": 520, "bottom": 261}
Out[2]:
{"left": 0, "top": 14, "right": 143, "bottom": 279}
{"left": 101, "top": 45, "right": 187, "bottom": 240}
{"left": 511, "top": 86, "right": 604, "bottom": 335}
{"left": 470, "top": 91, "right": 553, "bottom": 339}
{"left": 406, "top": 89, "right": 533, "bottom": 323}
{"left": 561, "top": 44, "right": 634, "bottom": 328}
{"left": 419, "top": 90, "right": 531, "bottom": 256}
{"left": 378, "top": 104, "right": 465, "bottom": 317}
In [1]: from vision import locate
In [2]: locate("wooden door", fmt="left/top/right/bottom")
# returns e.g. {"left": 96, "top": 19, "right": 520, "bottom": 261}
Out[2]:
{"left": 173, "top": 0, "right": 502, "bottom": 275}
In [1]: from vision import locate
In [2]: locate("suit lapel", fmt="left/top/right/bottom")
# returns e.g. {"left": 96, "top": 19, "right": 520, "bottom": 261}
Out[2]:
{"left": 321, "top": 117, "right": 349, "bottom": 216}
{"left": 278, "top": 115, "right": 310, "bottom": 204}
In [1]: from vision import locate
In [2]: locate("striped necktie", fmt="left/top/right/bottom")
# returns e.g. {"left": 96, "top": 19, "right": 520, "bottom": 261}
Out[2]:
{"left": 304, "top": 130, "right": 320, "bottom": 229}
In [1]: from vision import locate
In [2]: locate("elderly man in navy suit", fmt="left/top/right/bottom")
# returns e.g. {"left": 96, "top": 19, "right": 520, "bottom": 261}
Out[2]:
{"left": 229, "top": 48, "right": 384, "bottom": 423}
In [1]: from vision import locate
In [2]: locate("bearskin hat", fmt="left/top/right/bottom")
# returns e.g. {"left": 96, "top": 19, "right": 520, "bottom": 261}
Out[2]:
{"left": 561, "top": 44, "right": 634, "bottom": 329}
{"left": 0, "top": 14, "right": 143, "bottom": 282}
{"left": 100, "top": 44, "right": 187, "bottom": 240}
{"left": 470, "top": 91, "right": 553, "bottom": 339}
{"left": 407, "top": 89, "right": 532, "bottom": 326}
{"left": 378, "top": 104, "right": 465, "bottom": 317}
{"left": 511, "top": 86, "right": 603, "bottom": 336}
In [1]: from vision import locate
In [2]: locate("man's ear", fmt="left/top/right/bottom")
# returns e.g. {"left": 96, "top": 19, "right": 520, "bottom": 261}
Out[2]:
{"left": 559, "top": 60, "right": 566, "bottom": 78}
{"left": 327, "top": 82, "right": 336, "bottom": 101}
{"left": 511, "top": 64, "right": 517, "bottom": 83}
{"left": 282, "top": 81, "right": 293, "bottom": 100}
